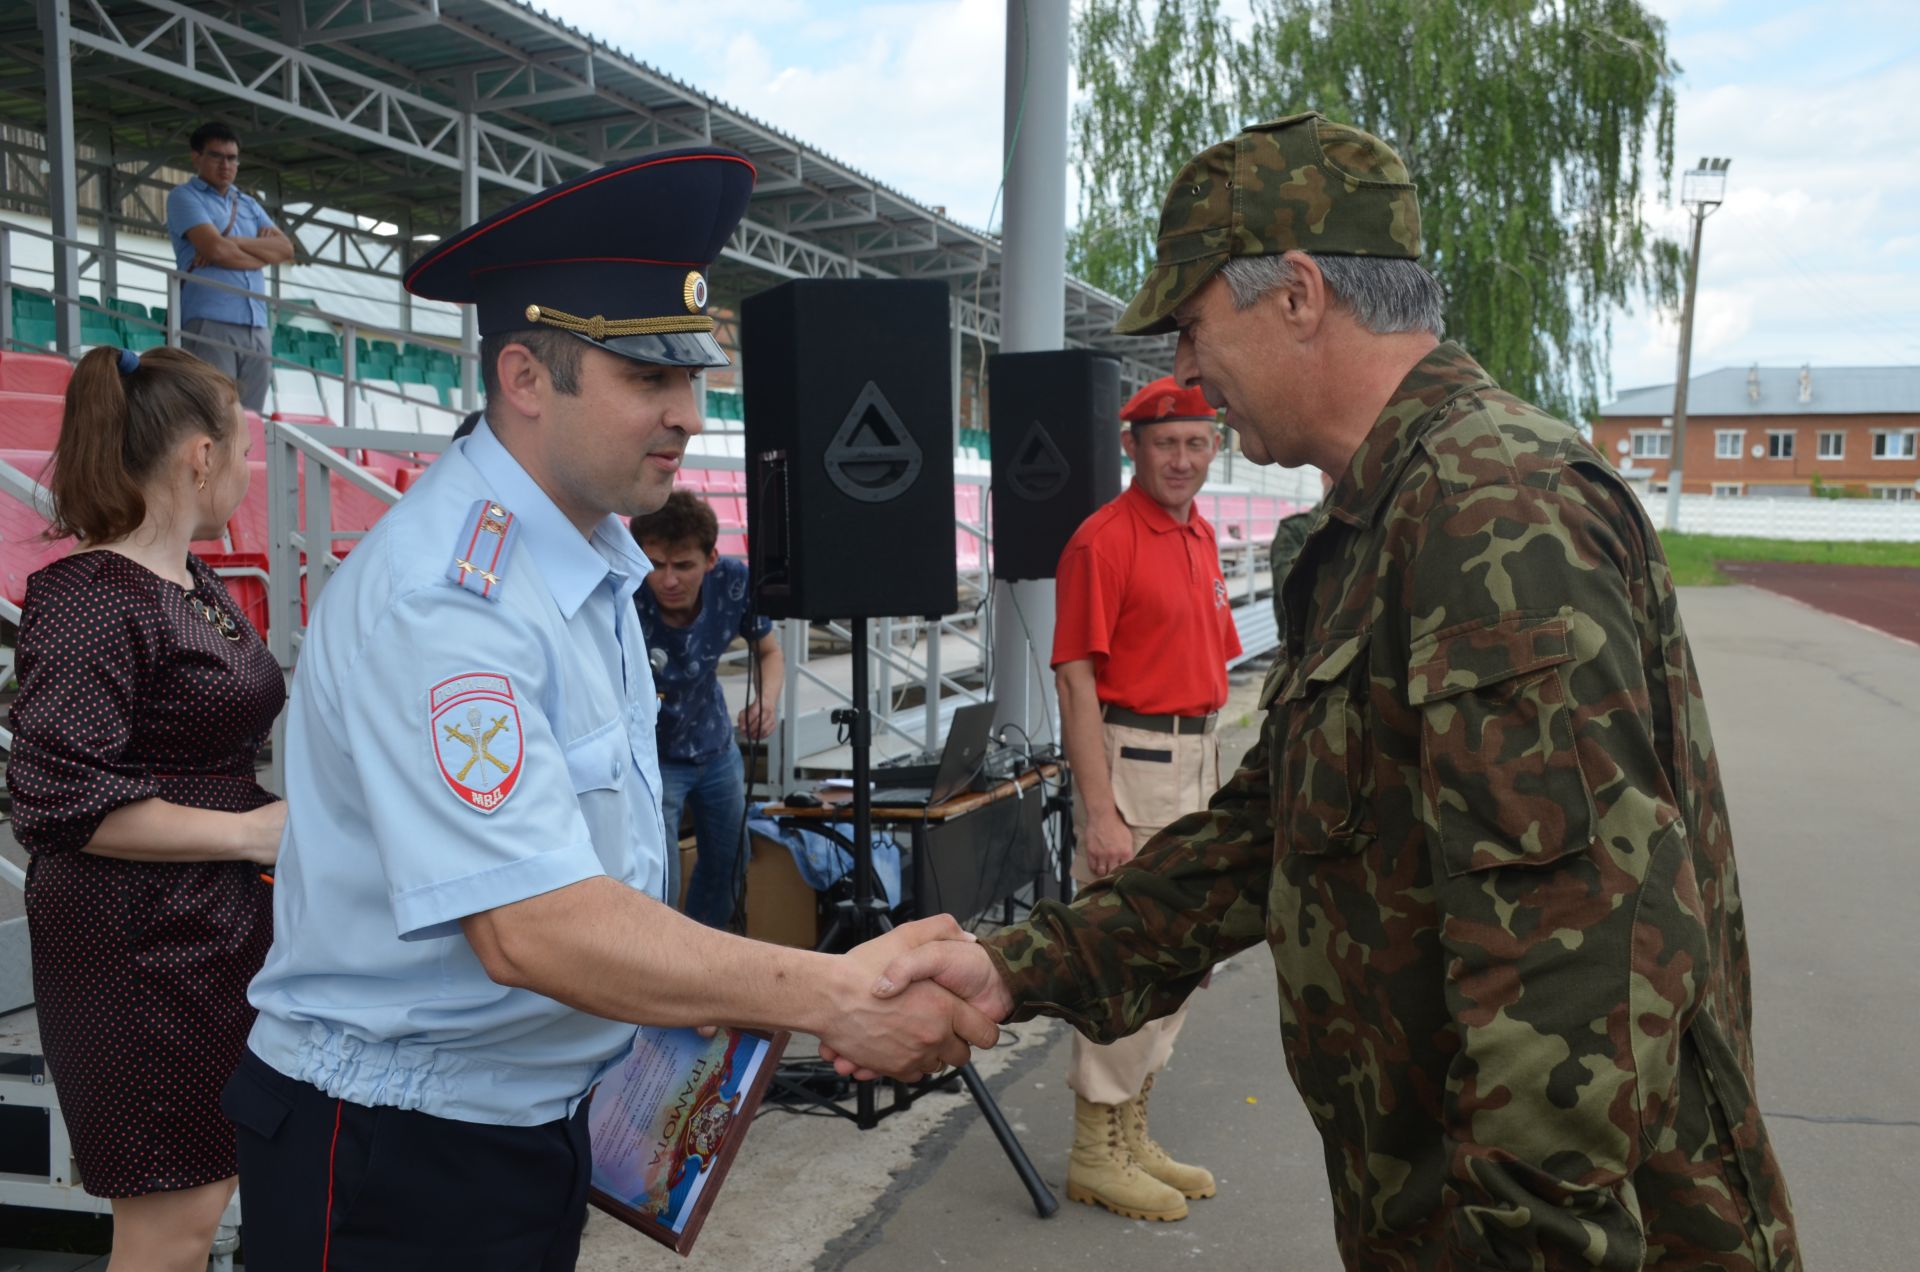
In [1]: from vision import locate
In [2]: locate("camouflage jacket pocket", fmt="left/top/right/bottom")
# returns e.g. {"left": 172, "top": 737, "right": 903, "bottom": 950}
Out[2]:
{"left": 1274, "top": 631, "right": 1374, "bottom": 856}
{"left": 1408, "top": 612, "right": 1596, "bottom": 876}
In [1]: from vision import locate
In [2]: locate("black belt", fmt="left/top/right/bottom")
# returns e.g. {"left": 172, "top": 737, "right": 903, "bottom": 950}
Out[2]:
{"left": 1101, "top": 705, "right": 1217, "bottom": 735}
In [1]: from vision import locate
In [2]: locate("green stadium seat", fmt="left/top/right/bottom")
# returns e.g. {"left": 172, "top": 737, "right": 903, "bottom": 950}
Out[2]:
{"left": 109, "top": 297, "right": 149, "bottom": 321}
{"left": 10, "top": 318, "right": 54, "bottom": 349}
{"left": 394, "top": 363, "right": 429, "bottom": 385}
{"left": 81, "top": 315, "right": 123, "bottom": 346}
{"left": 314, "top": 354, "right": 343, "bottom": 375}
{"left": 125, "top": 327, "right": 167, "bottom": 351}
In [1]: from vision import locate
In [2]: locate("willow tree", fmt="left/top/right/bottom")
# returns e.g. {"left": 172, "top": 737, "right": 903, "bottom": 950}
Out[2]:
{"left": 1069, "top": 0, "right": 1683, "bottom": 420}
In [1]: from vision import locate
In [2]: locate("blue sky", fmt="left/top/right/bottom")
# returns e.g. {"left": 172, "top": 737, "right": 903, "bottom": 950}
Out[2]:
{"left": 552, "top": 0, "right": 1920, "bottom": 400}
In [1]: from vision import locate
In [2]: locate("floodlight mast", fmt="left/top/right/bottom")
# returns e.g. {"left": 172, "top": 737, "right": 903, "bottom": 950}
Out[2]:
{"left": 1666, "top": 156, "right": 1731, "bottom": 533}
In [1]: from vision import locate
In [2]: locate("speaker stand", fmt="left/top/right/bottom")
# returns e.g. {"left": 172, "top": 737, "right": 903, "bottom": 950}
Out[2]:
{"left": 792, "top": 620, "right": 1057, "bottom": 1219}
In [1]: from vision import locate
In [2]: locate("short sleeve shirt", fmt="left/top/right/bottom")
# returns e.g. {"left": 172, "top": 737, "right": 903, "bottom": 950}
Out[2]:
{"left": 165, "top": 176, "right": 271, "bottom": 328}
{"left": 246, "top": 418, "right": 667, "bottom": 1126}
{"left": 1052, "top": 482, "right": 1241, "bottom": 716}
{"left": 635, "top": 556, "right": 772, "bottom": 764}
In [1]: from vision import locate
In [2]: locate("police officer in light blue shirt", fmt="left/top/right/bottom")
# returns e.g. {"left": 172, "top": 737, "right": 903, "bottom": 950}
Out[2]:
{"left": 163, "top": 122, "right": 292, "bottom": 411}
{"left": 224, "top": 148, "right": 999, "bottom": 1271}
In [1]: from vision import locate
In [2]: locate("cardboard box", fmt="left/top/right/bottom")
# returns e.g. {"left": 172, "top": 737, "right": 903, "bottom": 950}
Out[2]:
{"left": 677, "top": 832, "right": 820, "bottom": 949}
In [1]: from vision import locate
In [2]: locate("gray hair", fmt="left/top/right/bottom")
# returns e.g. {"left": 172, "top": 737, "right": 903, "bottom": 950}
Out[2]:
{"left": 1219, "top": 253, "right": 1445, "bottom": 339}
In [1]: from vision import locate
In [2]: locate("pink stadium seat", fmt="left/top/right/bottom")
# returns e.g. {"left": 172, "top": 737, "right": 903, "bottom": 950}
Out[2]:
{"left": 676, "top": 468, "right": 711, "bottom": 492}
{"left": 0, "top": 392, "right": 66, "bottom": 450}
{"left": 0, "top": 351, "right": 74, "bottom": 396}
{"left": 716, "top": 531, "right": 748, "bottom": 558}
{"left": 394, "top": 465, "right": 428, "bottom": 493}
{"left": 228, "top": 462, "right": 271, "bottom": 555}
{"left": 0, "top": 485, "right": 69, "bottom": 607}
{"left": 953, "top": 486, "right": 984, "bottom": 571}
{"left": 0, "top": 448, "right": 53, "bottom": 486}
{"left": 716, "top": 469, "right": 745, "bottom": 493}
{"left": 713, "top": 496, "right": 746, "bottom": 529}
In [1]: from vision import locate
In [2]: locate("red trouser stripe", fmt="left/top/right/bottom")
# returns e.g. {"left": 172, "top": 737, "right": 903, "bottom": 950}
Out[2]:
{"left": 323, "top": 1098, "right": 343, "bottom": 1269}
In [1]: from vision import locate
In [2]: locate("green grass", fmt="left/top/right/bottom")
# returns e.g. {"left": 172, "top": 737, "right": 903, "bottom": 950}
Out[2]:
{"left": 1661, "top": 533, "right": 1920, "bottom": 586}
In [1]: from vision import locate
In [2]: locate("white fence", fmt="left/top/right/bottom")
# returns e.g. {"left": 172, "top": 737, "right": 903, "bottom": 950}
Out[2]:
{"left": 1638, "top": 492, "right": 1920, "bottom": 542}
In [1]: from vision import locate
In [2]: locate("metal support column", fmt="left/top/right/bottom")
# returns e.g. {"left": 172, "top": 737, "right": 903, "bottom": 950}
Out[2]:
{"left": 989, "top": 0, "right": 1069, "bottom": 747}
{"left": 100, "top": 161, "right": 119, "bottom": 309}
{"left": 38, "top": 0, "right": 81, "bottom": 353}
{"left": 459, "top": 111, "right": 481, "bottom": 411}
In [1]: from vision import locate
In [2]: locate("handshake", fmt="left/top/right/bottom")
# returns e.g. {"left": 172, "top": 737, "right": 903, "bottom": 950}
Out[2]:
{"left": 809, "top": 916, "right": 1017, "bottom": 1082}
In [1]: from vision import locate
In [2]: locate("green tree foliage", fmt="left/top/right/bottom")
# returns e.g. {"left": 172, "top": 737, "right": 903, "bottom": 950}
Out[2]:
{"left": 1069, "top": 0, "right": 1685, "bottom": 419}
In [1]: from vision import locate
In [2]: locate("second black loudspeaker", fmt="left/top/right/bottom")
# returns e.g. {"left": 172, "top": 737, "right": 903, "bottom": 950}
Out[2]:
{"left": 742, "top": 278, "right": 957, "bottom": 620}
{"left": 988, "top": 350, "right": 1123, "bottom": 581}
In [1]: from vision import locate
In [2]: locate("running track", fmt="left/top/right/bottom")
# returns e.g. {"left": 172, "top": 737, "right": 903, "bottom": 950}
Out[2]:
{"left": 1716, "top": 561, "right": 1920, "bottom": 647}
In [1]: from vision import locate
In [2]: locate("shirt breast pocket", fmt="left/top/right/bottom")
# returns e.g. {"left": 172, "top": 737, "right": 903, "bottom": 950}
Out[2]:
{"left": 1265, "top": 631, "right": 1374, "bottom": 857}
{"left": 1407, "top": 611, "right": 1596, "bottom": 876}
{"left": 564, "top": 723, "right": 629, "bottom": 852}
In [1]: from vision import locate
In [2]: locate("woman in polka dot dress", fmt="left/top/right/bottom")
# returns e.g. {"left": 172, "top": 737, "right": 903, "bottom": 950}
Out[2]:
{"left": 7, "top": 346, "right": 286, "bottom": 1271}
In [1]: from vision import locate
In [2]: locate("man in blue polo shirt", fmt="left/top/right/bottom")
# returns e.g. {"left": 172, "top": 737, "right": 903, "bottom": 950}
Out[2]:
{"left": 631, "top": 491, "right": 785, "bottom": 927}
{"left": 164, "top": 122, "right": 293, "bottom": 410}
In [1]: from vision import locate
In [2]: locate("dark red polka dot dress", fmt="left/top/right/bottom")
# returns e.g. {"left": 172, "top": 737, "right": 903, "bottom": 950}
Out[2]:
{"left": 7, "top": 550, "right": 284, "bottom": 1198}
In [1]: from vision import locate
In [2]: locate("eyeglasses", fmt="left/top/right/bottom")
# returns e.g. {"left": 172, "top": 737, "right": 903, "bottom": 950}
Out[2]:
{"left": 200, "top": 151, "right": 241, "bottom": 165}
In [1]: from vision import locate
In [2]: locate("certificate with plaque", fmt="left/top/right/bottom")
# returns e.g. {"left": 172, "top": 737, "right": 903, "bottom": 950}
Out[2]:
{"left": 587, "top": 1025, "right": 787, "bottom": 1256}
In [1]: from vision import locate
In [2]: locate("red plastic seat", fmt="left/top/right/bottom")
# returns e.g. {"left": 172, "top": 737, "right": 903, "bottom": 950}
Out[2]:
{"left": 0, "top": 351, "right": 74, "bottom": 396}
{"left": 716, "top": 530, "right": 748, "bottom": 558}
{"left": 0, "top": 392, "right": 66, "bottom": 450}
{"left": 0, "top": 487, "right": 70, "bottom": 607}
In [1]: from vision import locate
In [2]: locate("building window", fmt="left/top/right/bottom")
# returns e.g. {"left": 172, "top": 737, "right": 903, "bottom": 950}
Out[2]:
{"left": 1869, "top": 486, "right": 1916, "bottom": 502}
{"left": 1767, "top": 430, "right": 1796, "bottom": 459}
{"left": 1631, "top": 430, "right": 1672, "bottom": 459}
{"left": 1873, "top": 430, "right": 1918, "bottom": 459}
{"left": 1712, "top": 483, "right": 1743, "bottom": 498}
{"left": 1715, "top": 430, "right": 1744, "bottom": 459}
{"left": 1818, "top": 431, "right": 1845, "bottom": 459}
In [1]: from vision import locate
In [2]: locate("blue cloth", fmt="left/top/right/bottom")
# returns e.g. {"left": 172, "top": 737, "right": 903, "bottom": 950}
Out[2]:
{"left": 745, "top": 814, "right": 903, "bottom": 908}
{"left": 248, "top": 418, "right": 668, "bottom": 1127}
{"left": 659, "top": 750, "right": 748, "bottom": 929}
{"left": 635, "top": 556, "right": 771, "bottom": 763}
{"left": 165, "top": 176, "right": 271, "bottom": 328}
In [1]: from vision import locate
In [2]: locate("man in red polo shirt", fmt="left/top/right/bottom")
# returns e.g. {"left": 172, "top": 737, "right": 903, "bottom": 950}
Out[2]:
{"left": 1050, "top": 375, "right": 1240, "bottom": 1222}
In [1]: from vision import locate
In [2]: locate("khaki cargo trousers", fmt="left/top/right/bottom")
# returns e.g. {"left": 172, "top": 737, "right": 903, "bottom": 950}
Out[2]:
{"left": 1067, "top": 717, "right": 1221, "bottom": 1105}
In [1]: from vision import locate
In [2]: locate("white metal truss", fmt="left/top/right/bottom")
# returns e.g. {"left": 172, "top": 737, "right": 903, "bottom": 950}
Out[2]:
{"left": 19, "top": 0, "right": 1174, "bottom": 373}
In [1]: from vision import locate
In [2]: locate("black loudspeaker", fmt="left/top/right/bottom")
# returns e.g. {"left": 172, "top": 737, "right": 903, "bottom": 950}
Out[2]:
{"left": 988, "top": 350, "right": 1123, "bottom": 581}
{"left": 742, "top": 279, "right": 958, "bottom": 620}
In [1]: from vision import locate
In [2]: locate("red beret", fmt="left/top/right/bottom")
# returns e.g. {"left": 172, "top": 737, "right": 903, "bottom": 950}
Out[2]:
{"left": 1119, "top": 376, "right": 1216, "bottom": 425}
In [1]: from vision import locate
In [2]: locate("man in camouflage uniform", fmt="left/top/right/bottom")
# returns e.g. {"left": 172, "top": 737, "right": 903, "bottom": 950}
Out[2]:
{"left": 857, "top": 113, "right": 1799, "bottom": 1269}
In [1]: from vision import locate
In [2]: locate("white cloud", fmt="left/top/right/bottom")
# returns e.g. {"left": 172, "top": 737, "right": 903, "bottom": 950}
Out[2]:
{"left": 552, "top": 0, "right": 1920, "bottom": 394}
{"left": 561, "top": 0, "right": 1010, "bottom": 228}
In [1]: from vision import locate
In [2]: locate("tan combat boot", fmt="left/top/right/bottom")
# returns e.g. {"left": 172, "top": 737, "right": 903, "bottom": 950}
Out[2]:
{"left": 1119, "top": 1073, "right": 1217, "bottom": 1200}
{"left": 1066, "top": 1094, "right": 1189, "bottom": 1221}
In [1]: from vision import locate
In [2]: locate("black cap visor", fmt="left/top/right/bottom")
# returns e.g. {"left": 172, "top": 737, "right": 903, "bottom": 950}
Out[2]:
{"left": 570, "top": 329, "right": 730, "bottom": 369}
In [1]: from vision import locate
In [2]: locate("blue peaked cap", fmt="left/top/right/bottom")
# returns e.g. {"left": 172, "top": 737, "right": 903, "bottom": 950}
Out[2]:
{"left": 404, "top": 146, "right": 755, "bottom": 368}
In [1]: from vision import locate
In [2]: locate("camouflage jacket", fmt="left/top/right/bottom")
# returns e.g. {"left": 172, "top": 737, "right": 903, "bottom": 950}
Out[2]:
{"left": 987, "top": 344, "right": 1799, "bottom": 1270}
{"left": 1268, "top": 508, "right": 1317, "bottom": 633}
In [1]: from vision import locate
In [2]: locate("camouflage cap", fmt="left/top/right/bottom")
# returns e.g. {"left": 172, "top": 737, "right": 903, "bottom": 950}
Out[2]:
{"left": 1115, "top": 112, "right": 1421, "bottom": 336}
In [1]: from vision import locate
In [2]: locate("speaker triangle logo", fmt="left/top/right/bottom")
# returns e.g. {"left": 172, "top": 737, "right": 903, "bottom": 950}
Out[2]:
{"left": 1008, "top": 420, "right": 1071, "bottom": 501}
{"left": 824, "top": 380, "right": 922, "bottom": 504}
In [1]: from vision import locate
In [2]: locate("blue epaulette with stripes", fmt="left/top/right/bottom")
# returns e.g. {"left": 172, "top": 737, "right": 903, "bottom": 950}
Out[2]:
{"left": 446, "top": 498, "right": 521, "bottom": 602}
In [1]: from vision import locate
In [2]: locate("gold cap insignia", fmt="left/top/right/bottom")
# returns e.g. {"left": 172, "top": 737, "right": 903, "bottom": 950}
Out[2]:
{"left": 683, "top": 271, "right": 708, "bottom": 313}
{"left": 524, "top": 304, "right": 542, "bottom": 323}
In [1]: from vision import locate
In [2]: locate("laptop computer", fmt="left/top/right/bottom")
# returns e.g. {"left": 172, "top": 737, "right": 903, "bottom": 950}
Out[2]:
{"left": 869, "top": 702, "right": 998, "bottom": 806}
